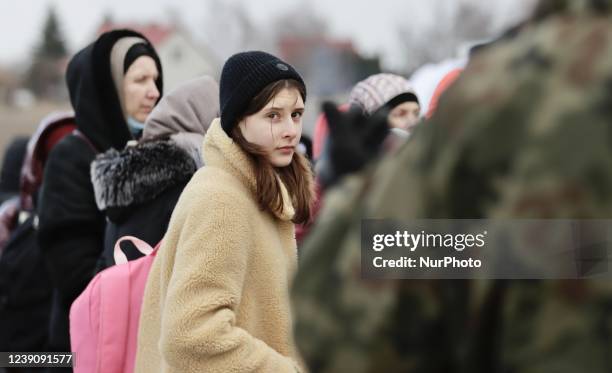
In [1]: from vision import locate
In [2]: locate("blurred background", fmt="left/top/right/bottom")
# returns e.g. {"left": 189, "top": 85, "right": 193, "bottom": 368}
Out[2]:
{"left": 0, "top": 0, "right": 537, "bottom": 164}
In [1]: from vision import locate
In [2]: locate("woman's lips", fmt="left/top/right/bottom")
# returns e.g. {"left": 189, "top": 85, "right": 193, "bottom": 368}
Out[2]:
{"left": 277, "top": 146, "right": 295, "bottom": 154}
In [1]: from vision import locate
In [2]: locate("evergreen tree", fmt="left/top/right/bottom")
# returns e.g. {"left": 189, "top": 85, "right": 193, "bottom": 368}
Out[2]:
{"left": 36, "top": 7, "right": 67, "bottom": 59}
{"left": 25, "top": 6, "right": 68, "bottom": 99}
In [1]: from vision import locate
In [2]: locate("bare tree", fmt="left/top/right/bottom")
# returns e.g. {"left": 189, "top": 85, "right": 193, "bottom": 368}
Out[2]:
{"left": 202, "top": 0, "right": 272, "bottom": 62}
{"left": 24, "top": 5, "right": 69, "bottom": 100}
{"left": 397, "top": 0, "right": 496, "bottom": 73}
{"left": 270, "top": 0, "right": 329, "bottom": 40}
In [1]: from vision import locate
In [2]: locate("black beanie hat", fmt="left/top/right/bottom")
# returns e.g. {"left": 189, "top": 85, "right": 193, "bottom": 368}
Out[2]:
{"left": 219, "top": 51, "right": 306, "bottom": 135}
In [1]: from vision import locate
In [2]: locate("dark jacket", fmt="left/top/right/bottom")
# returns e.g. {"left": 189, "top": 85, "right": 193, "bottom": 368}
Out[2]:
{"left": 37, "top": 135, "right": 102, "bottom": 352}
{"left": 0, "top": 215, "right": 53, "bottom": 353}
{"left": 36, "top": 29, "right": 163, "bottom": 353}
{"left": 91, "top": 140, "right": 197, "bottom": 268}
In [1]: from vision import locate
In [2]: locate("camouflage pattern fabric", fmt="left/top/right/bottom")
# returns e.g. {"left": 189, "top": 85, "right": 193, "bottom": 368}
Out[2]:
{"left": 293, "top": 1, "right": 612, "bottom": 372}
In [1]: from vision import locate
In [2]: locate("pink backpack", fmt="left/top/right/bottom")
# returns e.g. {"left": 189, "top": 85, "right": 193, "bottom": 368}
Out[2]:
{"left": 70, "top": 236, "right": 160, "bottom": 373}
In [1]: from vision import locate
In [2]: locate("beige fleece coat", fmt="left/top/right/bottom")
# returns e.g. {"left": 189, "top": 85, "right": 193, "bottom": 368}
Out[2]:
{"left": 134, "top": 118, "right": 303, "bottom": 373}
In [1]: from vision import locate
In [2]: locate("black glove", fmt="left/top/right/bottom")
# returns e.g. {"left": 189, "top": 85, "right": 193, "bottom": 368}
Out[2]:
{"left": 316, "top": 102, "right": 389, "bottom": 189}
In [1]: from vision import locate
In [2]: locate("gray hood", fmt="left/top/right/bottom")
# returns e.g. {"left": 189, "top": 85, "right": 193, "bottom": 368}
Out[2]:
{"left": 142, "top": 76, "right": 220, "bottom": 167}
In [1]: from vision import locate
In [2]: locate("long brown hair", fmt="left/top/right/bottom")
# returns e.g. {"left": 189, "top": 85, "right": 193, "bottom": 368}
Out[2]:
{"left": 231, "top": 79, "right": 314, "bottom": 224}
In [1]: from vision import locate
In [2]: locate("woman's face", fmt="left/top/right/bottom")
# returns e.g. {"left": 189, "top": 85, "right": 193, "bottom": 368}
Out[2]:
{"left": 239, "top": 87, "right": 304, "bottom": 168}
{"left": 388, "top": 101, "right": 420, "bottom": 132}
{"left": 123, "top": 56, "right": 160, "bottom": 123}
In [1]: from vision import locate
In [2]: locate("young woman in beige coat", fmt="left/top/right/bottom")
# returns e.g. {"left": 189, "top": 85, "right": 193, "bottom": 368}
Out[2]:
{"left": 135, "top": 51, "right": 314, "bottom": 373}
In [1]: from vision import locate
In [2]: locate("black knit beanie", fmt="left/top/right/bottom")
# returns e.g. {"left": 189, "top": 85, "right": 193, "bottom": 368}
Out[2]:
{"left": 219, "top": 51, "right": 306, "bottom": 135}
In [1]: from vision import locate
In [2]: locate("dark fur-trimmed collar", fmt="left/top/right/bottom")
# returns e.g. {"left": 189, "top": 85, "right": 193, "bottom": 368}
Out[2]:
{"left": 91, "top": 140, "right": 196, "bottom": 210}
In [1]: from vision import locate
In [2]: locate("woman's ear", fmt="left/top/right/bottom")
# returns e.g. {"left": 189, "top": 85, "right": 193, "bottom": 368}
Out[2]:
{"left": 238, "top": 118, "right": 246, "bottom": 133}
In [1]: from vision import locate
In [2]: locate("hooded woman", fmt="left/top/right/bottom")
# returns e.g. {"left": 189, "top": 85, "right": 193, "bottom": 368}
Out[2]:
{"left": 36, "top": 29, "right": 163, "bottom": 355}
{"left": 135, "top": 51, "right": 314, "bottom": 373}
{"left": 90, "top": 76, "right": 219, "bottom": 267}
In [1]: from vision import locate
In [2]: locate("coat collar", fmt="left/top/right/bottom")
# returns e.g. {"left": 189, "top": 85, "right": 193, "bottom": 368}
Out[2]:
{"left": 203, "top": 118, "right": 295, "bottom": 221}
{"left": 91, "top": 139, "right": 197, "bottom": 211}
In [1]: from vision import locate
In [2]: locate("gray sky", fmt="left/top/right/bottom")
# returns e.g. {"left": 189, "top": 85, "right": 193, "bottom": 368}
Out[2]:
{"left": 0, "top": 0, "right": 535, "bottom": 70}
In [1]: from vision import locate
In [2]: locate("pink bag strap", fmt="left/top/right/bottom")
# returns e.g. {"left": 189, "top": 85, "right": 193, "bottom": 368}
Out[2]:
{"left": 114, "top": 236, "right": 155, "bottom": 265}
{"left": 98, "top": 269, "right": 130, "bottom": 373}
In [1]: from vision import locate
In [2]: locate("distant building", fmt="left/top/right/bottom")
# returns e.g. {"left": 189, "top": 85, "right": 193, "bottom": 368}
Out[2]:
{"left": 97, "top": 22, "right": 219, "bottom": 91}
{"left": 0, "top": 67, "right": 29, "bottom": 107}
{"left": 278, "top": 36, "right": 380, "bottom": 97}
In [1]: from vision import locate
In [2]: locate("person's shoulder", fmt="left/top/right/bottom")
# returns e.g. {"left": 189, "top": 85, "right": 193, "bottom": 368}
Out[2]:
{"left": 170, "top": 167, "right": 255, "bottom": 231}
{"left": 47, "top": 133, "right": 96, "bottom": 166}
{"left": 44, "top": 134, "right": 97, "bottom": 179}
{"left": 180, "top": 166, "right": 251, "bottom": 207}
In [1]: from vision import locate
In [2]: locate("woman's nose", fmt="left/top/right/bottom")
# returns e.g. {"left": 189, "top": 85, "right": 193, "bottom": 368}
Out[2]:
{"left": 281, "top": 118, "right": 298, "bottom": 138}
{"left": 147, "top": 81, "right": 160, "bottom": 100}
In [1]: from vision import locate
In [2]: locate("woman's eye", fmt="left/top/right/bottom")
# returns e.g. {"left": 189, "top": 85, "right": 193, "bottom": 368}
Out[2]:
{"left": 292, "top": 111, "right": 303, "bottom": 119}
{"left": 267, "top": 112, "right": 280, "bottom": 120}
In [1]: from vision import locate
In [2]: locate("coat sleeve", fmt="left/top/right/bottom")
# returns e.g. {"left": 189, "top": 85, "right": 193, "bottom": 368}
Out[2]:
{"left": 158, "top": 188, "right": 300, "bottom": 373}
{"left": 36, "top": 136, "right": 105, "bottom": 307}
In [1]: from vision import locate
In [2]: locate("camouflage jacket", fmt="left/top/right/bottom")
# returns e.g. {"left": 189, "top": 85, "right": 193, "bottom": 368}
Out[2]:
{"left": 293, "top": 1, "right": 612, "bottom": 372}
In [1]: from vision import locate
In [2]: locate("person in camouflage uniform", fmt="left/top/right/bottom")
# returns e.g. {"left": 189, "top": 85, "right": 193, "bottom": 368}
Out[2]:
{"left": 292, "top": 1, "right": 612, "bottom": 372}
